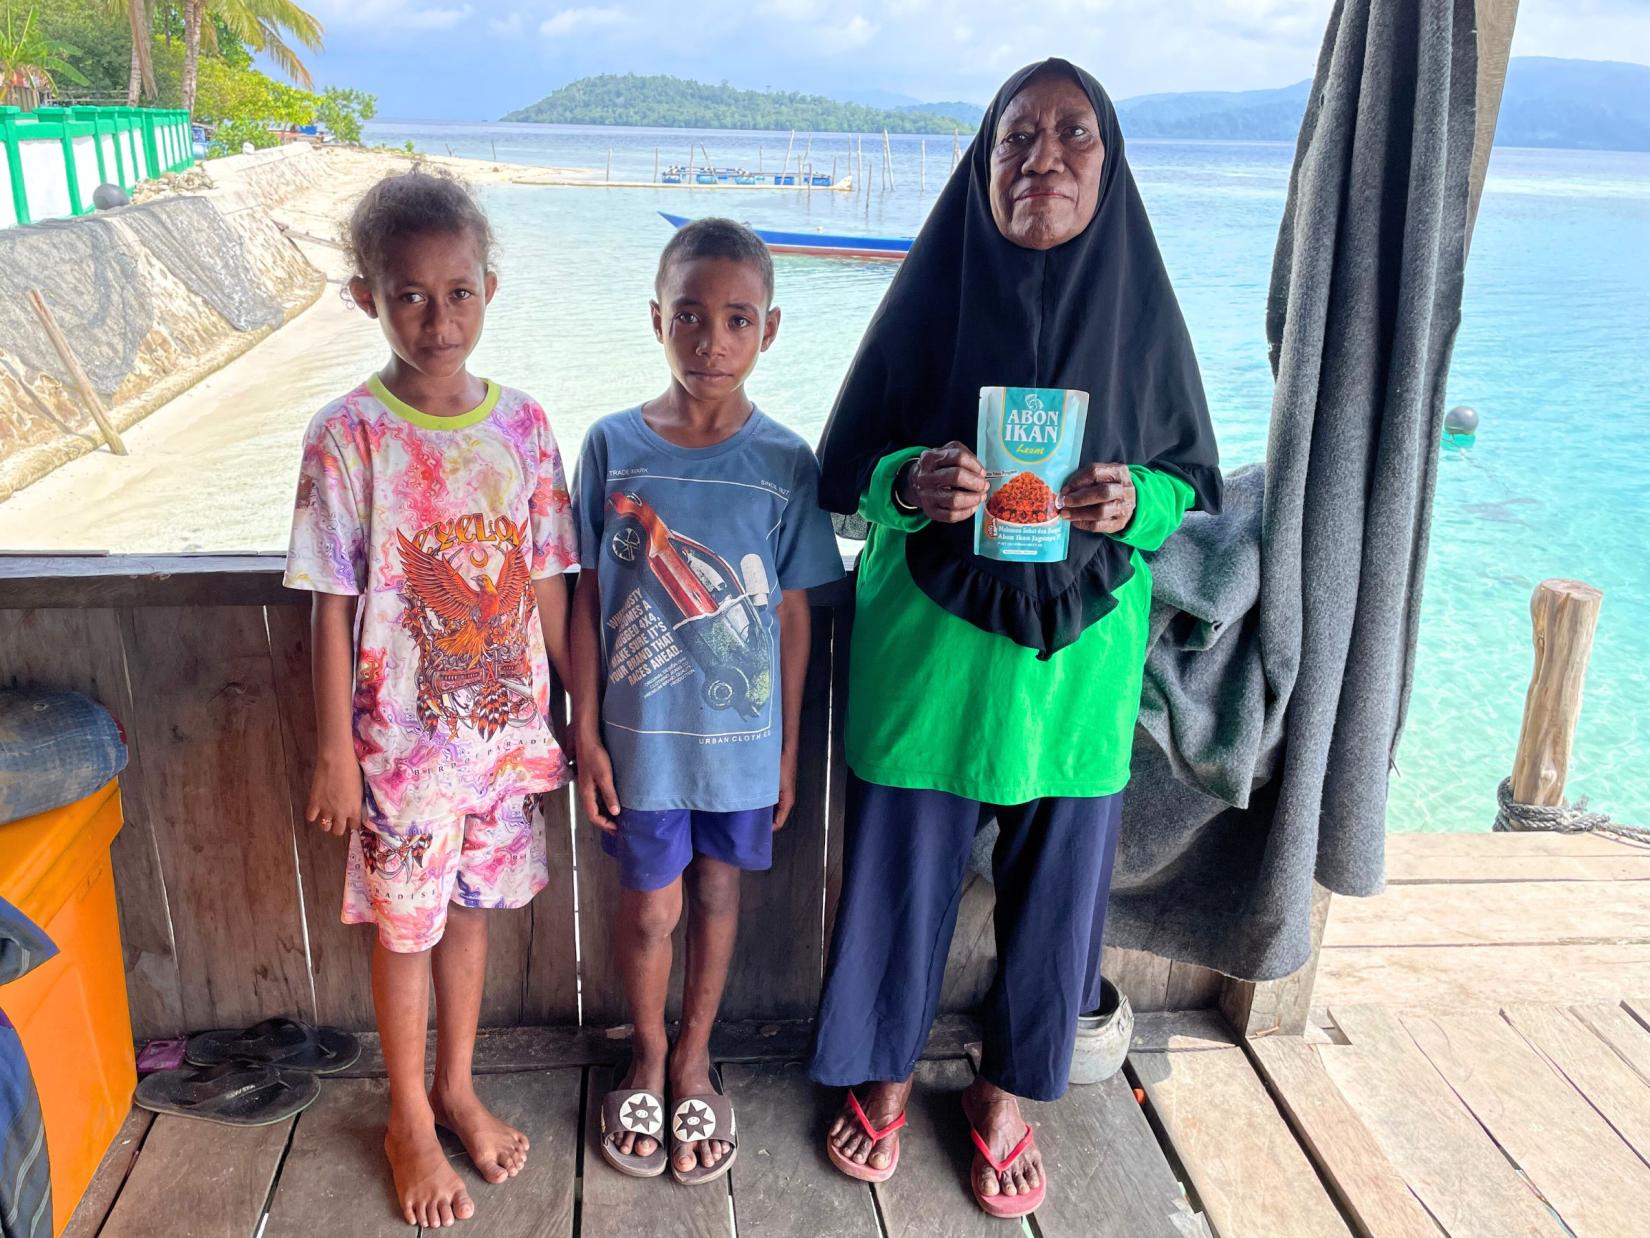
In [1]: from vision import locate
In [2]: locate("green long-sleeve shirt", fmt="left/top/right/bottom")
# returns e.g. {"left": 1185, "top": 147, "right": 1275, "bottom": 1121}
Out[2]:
{"left": 844, "top": 448, "right": 1195, "bottom": 804}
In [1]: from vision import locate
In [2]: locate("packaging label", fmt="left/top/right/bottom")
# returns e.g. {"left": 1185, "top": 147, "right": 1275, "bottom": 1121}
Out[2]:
{"left": 974, "top": 386, "right": 1089, "bottom": 563}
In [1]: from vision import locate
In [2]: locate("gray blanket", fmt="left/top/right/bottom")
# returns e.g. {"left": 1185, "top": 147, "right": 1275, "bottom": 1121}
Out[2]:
{"left": 1103, "top": 0, "right": 1480, "bottom": 981}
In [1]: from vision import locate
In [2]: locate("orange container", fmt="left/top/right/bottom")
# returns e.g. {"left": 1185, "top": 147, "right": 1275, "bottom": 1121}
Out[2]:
{"left": 0, "top": 779, "right": 135, "bottom": 1236}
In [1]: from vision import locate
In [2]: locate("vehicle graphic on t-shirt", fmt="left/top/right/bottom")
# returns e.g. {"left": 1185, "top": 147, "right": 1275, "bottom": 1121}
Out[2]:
{"left": 605, "top": 491, "right": 773, "bottom": 717}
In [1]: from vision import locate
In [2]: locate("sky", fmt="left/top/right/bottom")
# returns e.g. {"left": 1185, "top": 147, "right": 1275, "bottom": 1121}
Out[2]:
{"left": 285, "top": 0, "right": 1650, "bottom": 121}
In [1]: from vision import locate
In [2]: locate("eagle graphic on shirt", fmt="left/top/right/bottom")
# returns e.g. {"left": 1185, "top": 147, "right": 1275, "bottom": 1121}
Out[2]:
{"left": 396, "top": 526, "right": 537, "bottom": 740}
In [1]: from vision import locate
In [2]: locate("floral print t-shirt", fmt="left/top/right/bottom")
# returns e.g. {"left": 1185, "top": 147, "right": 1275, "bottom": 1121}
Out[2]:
{"left": 284, "top": 375, "right": 579, "bottom": 825}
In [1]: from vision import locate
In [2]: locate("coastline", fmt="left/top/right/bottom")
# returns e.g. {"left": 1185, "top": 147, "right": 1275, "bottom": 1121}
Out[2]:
{"left": 0, "top": 145, "right": 590, "bottom": 542}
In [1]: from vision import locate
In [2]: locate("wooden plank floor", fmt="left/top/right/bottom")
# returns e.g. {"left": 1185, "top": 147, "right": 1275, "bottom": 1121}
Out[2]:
{"left": 1319, "top": 831, "right": 1650, "bottom": 1009}
{"left": 66, "top": 999, "right": 1650, "bottom": 1237}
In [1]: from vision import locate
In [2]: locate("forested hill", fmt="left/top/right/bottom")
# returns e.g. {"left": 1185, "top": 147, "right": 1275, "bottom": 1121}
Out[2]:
{"left": 501, "top": 74, "right": 975, "bottom": 133}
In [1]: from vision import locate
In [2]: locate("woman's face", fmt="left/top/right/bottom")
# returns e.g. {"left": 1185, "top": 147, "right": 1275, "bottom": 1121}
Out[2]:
{"left": 989, "top": 72, "right": 1105, "bottom": 250}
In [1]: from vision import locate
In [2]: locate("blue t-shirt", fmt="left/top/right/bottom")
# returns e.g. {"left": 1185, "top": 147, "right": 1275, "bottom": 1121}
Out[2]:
{"left": 574, "top": 406, "right": 845, "bottom": 811}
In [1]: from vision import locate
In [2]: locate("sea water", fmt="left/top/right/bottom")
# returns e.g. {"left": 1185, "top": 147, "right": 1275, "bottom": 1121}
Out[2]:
{"left": 15, "top": 120, "right": 1650, "bottom": 833}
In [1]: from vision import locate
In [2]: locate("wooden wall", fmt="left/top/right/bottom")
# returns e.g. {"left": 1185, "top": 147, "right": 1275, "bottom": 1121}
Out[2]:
{"left": 0, "top": 559, "right": 1228, "bottom": 1039}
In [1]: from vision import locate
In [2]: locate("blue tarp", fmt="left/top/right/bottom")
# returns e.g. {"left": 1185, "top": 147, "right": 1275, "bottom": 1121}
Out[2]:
{"left": 0, "top": 897, "right": 54, "bottom": 1238}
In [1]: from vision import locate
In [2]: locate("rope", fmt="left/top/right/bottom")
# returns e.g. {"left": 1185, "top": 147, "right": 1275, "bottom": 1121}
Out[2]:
{"left": 1494, "top": 777, "right": 1650, "bottom": 847}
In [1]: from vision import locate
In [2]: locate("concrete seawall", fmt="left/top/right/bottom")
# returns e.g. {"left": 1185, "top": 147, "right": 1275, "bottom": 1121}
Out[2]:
{"left": 0, "top": 146, "right": 327, "bottom": 500}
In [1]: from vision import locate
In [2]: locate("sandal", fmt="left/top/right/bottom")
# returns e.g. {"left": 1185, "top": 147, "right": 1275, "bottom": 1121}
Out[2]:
{"left": 185, "top": 1016, "right": 360, "bottom": 1074}
{"left": 135, "top": 1059, "right": 319, "bottom": 1126}
{"left": 969, "top": 1122, "right": 1046, "bottom": 1218}
{"left": 669, "top": 1065, "right": 738, "bottom": 1186}
{"left": 825, "top": 1089, "right": 907, "bottom": 1183}
{"left": 598, "top": 1059, "right": 668, "bottom": 1179}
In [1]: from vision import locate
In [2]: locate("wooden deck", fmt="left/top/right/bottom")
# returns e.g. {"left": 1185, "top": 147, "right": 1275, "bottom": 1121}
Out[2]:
{"left": 1317, "top": 831, "right": 1650, "bottom": 1010}
{"left": 64, "top": 996, "right": 1650, "bottom": 1238}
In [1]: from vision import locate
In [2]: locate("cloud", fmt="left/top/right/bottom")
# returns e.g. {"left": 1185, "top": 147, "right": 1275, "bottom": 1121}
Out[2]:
{"left": 540, "top": 6, "right": 632, "bottom": 37}
{"left": 306, "top": 0, "right": 472, "bottom": 28}
{"left": 816, "top": 14, "right": 880, "bottom": 52}
{"left": 487, "top": 11, "right": 525, "bottom": 36}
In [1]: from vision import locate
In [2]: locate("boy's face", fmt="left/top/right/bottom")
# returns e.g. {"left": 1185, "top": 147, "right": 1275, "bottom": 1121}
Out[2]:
{"left": 651, "top": 256, "right": 780, "bottom": 401}
{"left": 349, "top": 229, "right": 497, "bottom": 380}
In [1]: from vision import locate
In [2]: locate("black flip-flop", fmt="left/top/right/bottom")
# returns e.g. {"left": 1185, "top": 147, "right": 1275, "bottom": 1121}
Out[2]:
{"left": 185, "top": 1016, "right": 361, "bottom": 1074}
{"left": 135, "top": 1060, "right": 319, "bottom": 1126}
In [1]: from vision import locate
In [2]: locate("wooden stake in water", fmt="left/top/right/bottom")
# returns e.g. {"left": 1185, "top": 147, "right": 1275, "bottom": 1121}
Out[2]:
{"left": 654, "top": 147, "right": 659, "bottom": 182}
{"left": 883, "top": 129, "right": 895, "bottom": 190}
{"left": 606, "top": 146, "right": 612, "bottom": 182}
{"left": 490, "top": 139, "right": 497, "bottom": 162}
{"left": 781, "top": 129, "right": 795, "bottom": 180}
{"left": 921, "top": 139, "right": 926, "bottom": 192}
{"left": 952, "top": 129, "right": 961, "bottom": 171}
{"left": 758, "top": 145, "right": 764, "bottom": 173}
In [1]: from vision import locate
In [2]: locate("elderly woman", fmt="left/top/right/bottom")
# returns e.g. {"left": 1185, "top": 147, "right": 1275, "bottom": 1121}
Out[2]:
{"left": 810, "top": 59, "right": 1221, "bottom": 1216}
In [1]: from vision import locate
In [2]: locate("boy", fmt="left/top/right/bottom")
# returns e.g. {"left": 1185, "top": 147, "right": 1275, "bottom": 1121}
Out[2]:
{"left": 572, "top": 219, "right": 843, "bottom": 1184}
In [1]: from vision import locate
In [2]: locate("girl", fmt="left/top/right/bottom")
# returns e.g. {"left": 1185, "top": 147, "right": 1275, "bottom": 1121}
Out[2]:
{"left": 284, "top": 170, "right": 578, "bottom": 1229}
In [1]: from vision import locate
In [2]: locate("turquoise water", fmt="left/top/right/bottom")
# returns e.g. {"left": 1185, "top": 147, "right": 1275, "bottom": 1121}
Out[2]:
{"left": 360, "top": 121, "right": 1650, "bottom": 834}
{"left": 102, "top": 120, "right": 1650, "bottom": 833}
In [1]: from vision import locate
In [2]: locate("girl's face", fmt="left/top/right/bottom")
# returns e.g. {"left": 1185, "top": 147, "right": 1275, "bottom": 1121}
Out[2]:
{"left": 350, "top": 229, "right": 497, "bottom": 379}
{"left": 650, "top": 256, "right": 780, "bottom": 402}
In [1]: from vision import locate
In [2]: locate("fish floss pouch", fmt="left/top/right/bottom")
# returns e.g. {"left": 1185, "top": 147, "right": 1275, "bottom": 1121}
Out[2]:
{"left": 975, "top": 385, "right": 1089, "bottom": 563}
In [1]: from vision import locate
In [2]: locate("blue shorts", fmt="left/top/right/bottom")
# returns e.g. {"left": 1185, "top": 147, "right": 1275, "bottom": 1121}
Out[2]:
{"left": 602, "top": 806, "right": 775, "bottom": 891}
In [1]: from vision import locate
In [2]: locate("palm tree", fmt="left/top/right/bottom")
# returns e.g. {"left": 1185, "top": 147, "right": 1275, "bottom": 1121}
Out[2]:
{"left": 1, "top": 3, "right": 90, "bottom": 109}
{"left": 181, "top": 0, "right": 324, "bottom": 114}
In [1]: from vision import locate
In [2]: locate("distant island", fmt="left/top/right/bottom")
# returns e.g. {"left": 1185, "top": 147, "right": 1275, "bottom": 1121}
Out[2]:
{"left": 502, "top": 74, "right": 976, "bottom": 134}
{"left": 1115, "top": 57, "right": 1650, "bottom": 151}
{"left": 504, "top": 59, "right": 1649, "bottom": 153}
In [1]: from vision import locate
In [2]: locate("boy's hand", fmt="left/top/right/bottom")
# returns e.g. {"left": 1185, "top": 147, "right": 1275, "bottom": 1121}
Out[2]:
{"left": 306, "top": 748, "right": 363, "bottom": 837}
{"left": 577, "top": 734, "right": 622, "bottom": 832}
{"left": 774, "top": 746, "right": 798, "bottom": 830}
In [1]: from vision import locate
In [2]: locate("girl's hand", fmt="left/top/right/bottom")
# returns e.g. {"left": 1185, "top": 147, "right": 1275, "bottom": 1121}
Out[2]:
{"left": 1060, "top": 463, "right": 1136, "bottom": 534}
{"left": 306, "top": 748, "right": 363, "bottom": 837}
{"left": 577, "top": 733, "right": 621, "bottom": 833}
{"left": 774, "top": 747, "right": 798, "bottom": 830}
{"left": 901, "top": 441, "right": 990, "bottom": 523}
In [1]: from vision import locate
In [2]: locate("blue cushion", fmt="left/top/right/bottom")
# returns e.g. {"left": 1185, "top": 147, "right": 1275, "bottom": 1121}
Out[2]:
{"left": 0, "top": 690, "right": 128, "bottom": 826}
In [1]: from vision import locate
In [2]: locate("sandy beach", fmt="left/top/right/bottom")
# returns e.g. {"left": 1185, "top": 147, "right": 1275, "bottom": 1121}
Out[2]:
{"left": 0, "top": 145, "right": 588, "bottom": 551}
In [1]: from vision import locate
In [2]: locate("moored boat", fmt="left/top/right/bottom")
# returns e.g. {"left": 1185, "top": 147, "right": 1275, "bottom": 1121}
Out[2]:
{"left": 659, "top": 211, "right": 912, "bottom": 260}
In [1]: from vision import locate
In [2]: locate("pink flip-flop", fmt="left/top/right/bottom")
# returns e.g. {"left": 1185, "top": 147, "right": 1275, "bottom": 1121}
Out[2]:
{"left": 969, "top": 1122, "right": 1046, "bottom": 1218}
{"left": 826, "top": 1089, "right": 908, "bottom": 1183}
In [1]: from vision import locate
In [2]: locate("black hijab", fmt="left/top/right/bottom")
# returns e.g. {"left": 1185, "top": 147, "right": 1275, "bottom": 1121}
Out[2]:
{"left": 816, "top": 58, "right": 1222, "bottom": 657}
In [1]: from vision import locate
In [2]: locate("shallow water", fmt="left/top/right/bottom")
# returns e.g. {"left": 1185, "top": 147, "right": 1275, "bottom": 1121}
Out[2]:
{"left": 12, "top": 120, "right": 1650, "bottom": 833}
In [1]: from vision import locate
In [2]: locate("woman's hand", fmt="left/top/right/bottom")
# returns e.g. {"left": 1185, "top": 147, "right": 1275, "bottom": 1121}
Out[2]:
{"left": 306, "top": 746, "right": 363, "bottom": 837}
{"left": 900, "top": 441, "right": 990, "bottom": 523}
{"left": 1060, "top": 463, "right": 1136, "bottom": 534}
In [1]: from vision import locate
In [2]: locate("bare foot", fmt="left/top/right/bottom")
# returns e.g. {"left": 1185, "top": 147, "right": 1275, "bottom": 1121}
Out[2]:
{"left": 431, "top": 1081, "right": 529, "bottom": 1185}
{"left": 386, "top": 1108, "right": 475, "bottom": 1229}
{"left": 827, "top": 1076, "right": 913, "bottom": 1172}
{"left": 608, "top": 1045, "right": 667, "bottom": 1160}
{"left": 961, "top": 1077, "right": 1042, "bottom": 1199}
{"left": 668, "top": 1045, "right": 733, "bottom": 1174}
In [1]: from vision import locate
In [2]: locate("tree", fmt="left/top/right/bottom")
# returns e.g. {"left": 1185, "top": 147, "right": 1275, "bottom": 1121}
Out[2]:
{"left": 181, "top": 0, "right": 322, "bottom": 114}
{"left": 314, "top": 85, "right": 373, "bottom": 144}
{"left": 1, "top": 3, "right": 91, "bottom": 108}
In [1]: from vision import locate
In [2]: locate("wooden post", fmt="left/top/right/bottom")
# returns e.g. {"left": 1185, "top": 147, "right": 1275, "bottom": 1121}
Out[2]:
{"left": 921, "top": 138, "right": 926, "bottom": 192}
{"left": 758, "top": 145, "right": 763, "bottom": 173}
{"left": 1220, "top": 883, "right": 1332, "bottom": 1038}
{"left": 26, "top": 288, "right": 128, "bottom": 456}
{"left": 653, "top": 146, "right": 659, "bottom": 182}
{"left": 781, "top": 129, "right": 795, "bottom": 180}
{"left": 1509, "top": 579, "right": 1603, "bottom": 807}
{"left": 605, "top": 146, "right": 611, "bottom": 182}
{"left": 883, "top": 129, "right": 895, "bottom": 190}
{"left": 490, "top": 139, "right": 497, "bottom": 162}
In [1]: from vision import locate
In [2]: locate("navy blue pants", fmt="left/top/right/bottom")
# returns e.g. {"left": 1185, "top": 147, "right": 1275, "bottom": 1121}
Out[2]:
{"left": 809, "top": 776, "right": 1122, "bottom": 1102}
